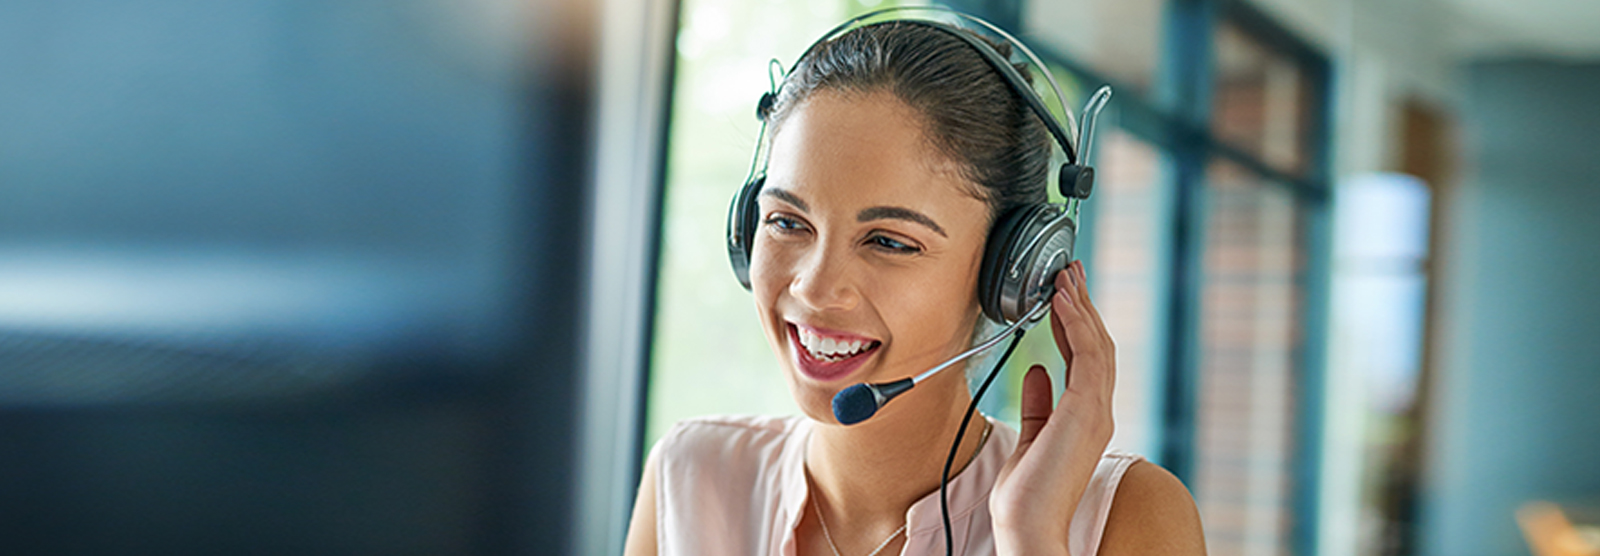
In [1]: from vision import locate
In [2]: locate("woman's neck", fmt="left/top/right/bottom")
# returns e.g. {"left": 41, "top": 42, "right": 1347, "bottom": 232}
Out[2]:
{"left": 803, "top": 373, "right": 991, "bottom": 526}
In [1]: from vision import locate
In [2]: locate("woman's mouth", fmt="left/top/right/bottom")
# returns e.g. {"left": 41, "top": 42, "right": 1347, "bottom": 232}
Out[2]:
{"left": 787, "top": 323, "right": 882, "bottom": 382}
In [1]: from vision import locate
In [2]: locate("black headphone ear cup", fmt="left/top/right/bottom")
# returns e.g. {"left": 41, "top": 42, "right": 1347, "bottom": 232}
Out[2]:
{"left": 979, "top": 203, "right": 1077, "bottom": 323}
{"left": 726, "top": 175, "right": 765, "bottom": 290}
{"left": 978, "top": 204, "right": 1046, "bottom": 323}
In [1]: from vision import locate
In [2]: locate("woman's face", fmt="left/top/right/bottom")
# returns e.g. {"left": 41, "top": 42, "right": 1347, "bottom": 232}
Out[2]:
{"left": 750, "top": 90, "right": 993, "bottom": 424}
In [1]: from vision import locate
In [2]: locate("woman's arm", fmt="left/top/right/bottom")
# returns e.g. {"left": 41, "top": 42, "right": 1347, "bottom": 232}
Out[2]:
{"left": 622, "top": 447, "right": 661, "bottom": 556}
{"left": 1098, "top": 461, "right": 1206, "bottom": 556}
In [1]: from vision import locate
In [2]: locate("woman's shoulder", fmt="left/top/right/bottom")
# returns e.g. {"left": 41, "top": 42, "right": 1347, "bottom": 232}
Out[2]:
{"left": 1097, "top": 459, "right": 1206, "bottom": 555}
{"left": 646, "top": 415, "right": 809, "bottom": 554}
{"left": 651, "top": 414, "right": 808, "bottom": 466}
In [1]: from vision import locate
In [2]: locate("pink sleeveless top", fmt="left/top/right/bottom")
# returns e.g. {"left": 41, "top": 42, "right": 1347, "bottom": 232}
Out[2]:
{"left": 651, "top": 414, "right": 1142, "bottom": 556}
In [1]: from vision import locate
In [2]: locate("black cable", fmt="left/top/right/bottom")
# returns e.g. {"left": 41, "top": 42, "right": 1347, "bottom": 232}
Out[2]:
{"left": 940, "top": 328, "right": 1026, "bottom": 556}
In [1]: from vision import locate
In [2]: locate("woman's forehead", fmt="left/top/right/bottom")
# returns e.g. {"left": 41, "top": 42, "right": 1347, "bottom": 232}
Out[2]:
{"left": 763, "top": 91, "right": 986, "bottom": 216}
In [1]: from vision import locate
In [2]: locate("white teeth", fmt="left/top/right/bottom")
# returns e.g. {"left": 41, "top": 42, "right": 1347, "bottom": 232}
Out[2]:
{"left": 795, "top": 326, "right": 875, "bottom": 362}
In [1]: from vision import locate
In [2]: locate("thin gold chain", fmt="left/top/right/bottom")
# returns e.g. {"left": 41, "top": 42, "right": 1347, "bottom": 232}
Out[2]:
{"left": 808, "top": 419, "right": 993, "bottom": 556}
{"left": 811, "top": 493, "right": 906, "bottom": 556}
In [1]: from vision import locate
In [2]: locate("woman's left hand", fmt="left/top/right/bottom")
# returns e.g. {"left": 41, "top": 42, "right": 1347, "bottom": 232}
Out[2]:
{"left": 989, "top": 260, "right": 1116, "bottom": 556}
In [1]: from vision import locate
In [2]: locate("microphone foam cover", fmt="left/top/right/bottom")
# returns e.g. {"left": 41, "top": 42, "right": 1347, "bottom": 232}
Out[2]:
{"left": 832, "top": 383, "right": 879, "bottom": 425}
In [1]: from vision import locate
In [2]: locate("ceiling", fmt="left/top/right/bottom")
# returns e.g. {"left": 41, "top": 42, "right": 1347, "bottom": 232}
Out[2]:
{"left": 1435, "top": 0, "right": 1600, "bottom": 59}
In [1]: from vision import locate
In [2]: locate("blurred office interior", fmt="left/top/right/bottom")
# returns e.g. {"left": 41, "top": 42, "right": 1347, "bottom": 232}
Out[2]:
{"left": 0, "top": 0, "right": 1596, "bottom": 554}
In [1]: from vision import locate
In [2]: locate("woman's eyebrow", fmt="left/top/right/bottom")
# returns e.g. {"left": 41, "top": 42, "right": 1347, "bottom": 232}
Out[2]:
{"left": 759, "top": 188, "right": 809, "bottom": 213}
{"left": 858, "top": 206, "right": 947, "bottom": 237}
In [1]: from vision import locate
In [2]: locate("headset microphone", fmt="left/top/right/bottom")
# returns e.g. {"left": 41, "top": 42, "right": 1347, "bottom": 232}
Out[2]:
{"left": 832, "top": 285, "right": 1052, "bottom": 425}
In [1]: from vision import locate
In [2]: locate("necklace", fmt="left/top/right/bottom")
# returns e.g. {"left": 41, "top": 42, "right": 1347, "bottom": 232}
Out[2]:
{"left": 807, "top": 419, "right": 993, "bottom": 556}
{"left": 811, "top": 493, "right": 906, "bottom": 556}
{"left": 975, "top": 418, "right": 993, "bottom": 453}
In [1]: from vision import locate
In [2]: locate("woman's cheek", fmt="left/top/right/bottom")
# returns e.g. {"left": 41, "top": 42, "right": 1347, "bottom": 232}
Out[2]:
{"left": 747, "top": 236, "right": 792, "bottom": 301}
{"left": 897, "top": 264, "right": 983, "bottom": 354}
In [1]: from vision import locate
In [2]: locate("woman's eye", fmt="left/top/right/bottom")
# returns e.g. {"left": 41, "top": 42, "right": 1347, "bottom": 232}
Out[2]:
{"left": 764, "top": 215, "right": 807, "bottom": 234}
{"left": 868, "top": 234, "right": 920, "bottom": 254}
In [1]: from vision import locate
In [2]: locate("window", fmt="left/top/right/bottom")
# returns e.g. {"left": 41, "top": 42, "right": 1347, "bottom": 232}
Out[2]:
{"left": 1194, "top": 160, "right": 1305, "bottom": 556}
{"left": 1212, "top": 21, "right": 1317, "bottom": 178}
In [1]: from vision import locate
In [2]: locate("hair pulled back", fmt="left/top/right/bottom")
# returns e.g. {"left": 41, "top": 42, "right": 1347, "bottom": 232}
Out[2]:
{"left": 764, "top": 21, "right": 1053, "bottom": 223}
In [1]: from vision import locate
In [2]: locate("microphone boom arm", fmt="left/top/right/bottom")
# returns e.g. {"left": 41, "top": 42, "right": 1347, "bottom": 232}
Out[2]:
{"left": 832, "top": 291, "right": 1053, "bottom": 425}
{"left": 909, "top": 295, "right": 1051, "bottom": 386}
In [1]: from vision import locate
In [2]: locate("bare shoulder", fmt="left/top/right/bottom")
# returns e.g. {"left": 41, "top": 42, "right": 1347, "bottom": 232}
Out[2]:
{"left": 623, "top": 444, "right": 661, "bottom": 556}
{"left": 1098, "top": 460, "right": 1206, "bottom": 556}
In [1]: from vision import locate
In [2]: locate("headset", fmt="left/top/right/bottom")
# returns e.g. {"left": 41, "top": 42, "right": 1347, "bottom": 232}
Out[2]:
{"left": 724, "top": 6, "right": 1112, "bottom": 327}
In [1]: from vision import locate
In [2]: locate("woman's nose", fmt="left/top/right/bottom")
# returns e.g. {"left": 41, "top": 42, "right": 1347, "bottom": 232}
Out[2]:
{"left": 789, "top": 244, "right": 860, "bottom": 312}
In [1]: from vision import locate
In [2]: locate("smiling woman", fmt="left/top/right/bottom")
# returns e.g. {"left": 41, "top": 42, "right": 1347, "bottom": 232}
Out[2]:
{"left": 627, "top": 10, "right": 1204, "bottom": 556}
{"left": 753, "top": 90, "right": 993, "bottom": 416}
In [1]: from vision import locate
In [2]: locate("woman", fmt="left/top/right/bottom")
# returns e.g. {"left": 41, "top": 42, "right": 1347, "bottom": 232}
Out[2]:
{"left": 626, "top": 15, "right": 1206, "bottom": 556}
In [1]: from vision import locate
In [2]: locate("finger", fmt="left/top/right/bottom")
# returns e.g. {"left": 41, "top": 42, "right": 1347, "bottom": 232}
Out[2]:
{"left": 1065, "top": 262, "right": 1112, "bottom": 362}
{"left": 1066, "top": 262, "right": 1094, "bottom": 320}
{"left": 1056, "top": 266, "right": 1110, "bottom": 394}
{"left": 1051, "top": 269, "right": 1087, "bottom": 389}
{"left": 1071, "top": 261, "right": 1118, "bottom": 394}
{"left": 1049, "top": 270, "right": 1074, "bottom": 375}
{"left": 1017, "top": 365, "right": 1053, "bottom": 446}
{"left": 1072, "top": 261, "right": 1113, "bottom": 345}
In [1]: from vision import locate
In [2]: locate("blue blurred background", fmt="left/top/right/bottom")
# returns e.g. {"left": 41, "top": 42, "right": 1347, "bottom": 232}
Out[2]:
{"left": 0, "top": 0, "right": 593, "bottom": 553}
{"left": 0, "top": 0, "right": 1596, "bottom": 555}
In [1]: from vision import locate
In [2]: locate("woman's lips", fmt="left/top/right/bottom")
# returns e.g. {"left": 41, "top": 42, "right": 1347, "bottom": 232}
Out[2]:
{"left": 787, "top": 323, "right": 880, "bottom": 382}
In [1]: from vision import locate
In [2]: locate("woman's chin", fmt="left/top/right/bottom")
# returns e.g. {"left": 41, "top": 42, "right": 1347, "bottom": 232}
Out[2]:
{"left": 778, "top": 369, "right": 842, "bottom": 424}
{"left": 779, "top": 359, "right": 879, "bottom": 426}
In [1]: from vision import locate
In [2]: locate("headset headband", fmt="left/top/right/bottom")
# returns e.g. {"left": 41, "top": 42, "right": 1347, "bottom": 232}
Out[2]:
{"left": 768, "top": 6, "right": 1084, "bottom": 165}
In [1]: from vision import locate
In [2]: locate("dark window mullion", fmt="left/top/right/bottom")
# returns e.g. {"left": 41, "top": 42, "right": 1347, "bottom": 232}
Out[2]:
{"left": 1205, "top": 139, "right": 1329, "bottom": 201}
{"left": 1156, "top": 0, "right": 1216, "bottom": 486}
{"left": 1289, "top": 22, "right": 1336, "bottom": 556}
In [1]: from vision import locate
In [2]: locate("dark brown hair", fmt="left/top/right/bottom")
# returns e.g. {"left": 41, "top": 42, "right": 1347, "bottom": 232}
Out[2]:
{"left": 764, "top": 20, "right": 1052, "bottom": 223}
